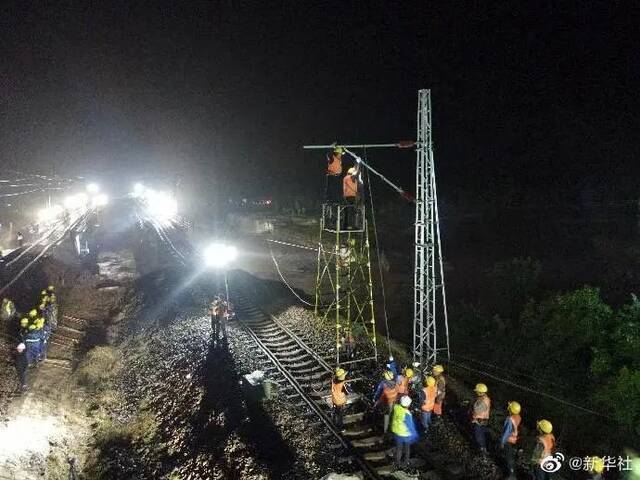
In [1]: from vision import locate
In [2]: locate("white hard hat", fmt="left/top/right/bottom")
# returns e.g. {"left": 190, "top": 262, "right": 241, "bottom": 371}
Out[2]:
{"left": 400, "top": 395, "right": 412, "bottom": 407}
{"left": 16, "top": 343, "right": 26, "bottom": 352}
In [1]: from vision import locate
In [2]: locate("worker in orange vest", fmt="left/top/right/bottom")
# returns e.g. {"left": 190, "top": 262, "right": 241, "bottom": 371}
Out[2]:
{"left": 326, "top": 147, "right": 344, "bottom": 203}
{"left": 373, "top": 370, "right": 399, "bottom": 434}
{"left": 396, "top": 367, "right": 414, "bottom": 398}
{"left": 471, "top": 383, "right": 491, "bottom": 454}
{"left": 432, "top": 364, "right": 446, "bottom": 419}
{"left": 342, "top": 162, "right": 361, "bottom": 229}
{"left": 331, "top": 368, "right": 350, "bottom": 430}
{"left": 419, "top": 376, "right": 437, "bottom": 436}
{"left": 500, "top": 401, "right": 522, "bottom": 480}
{"left": 531, "top": 420, "right": 555, "bottom": 480}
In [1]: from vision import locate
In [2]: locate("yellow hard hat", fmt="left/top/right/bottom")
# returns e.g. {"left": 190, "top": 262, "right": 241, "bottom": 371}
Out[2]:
{"left": 39, "top": 303, "right": 46, "bottom": 310}
{"left": 47, "top": 285, "right": 55, "bottom": 292}
{"left": 20, "top": 318, "right": 28, "bottom": 327}
{"left": 537, "top": 419, "right": 553, "bottom": 434}
{"left": 383, "top": 370, "right": 394, "bottom": 381}
{"left": 41, "top": 290, "right": 47, "bottom": 296}
{"left": 334, "top": 147, "right": 344, "bottom": 155}
{"left": 432, "top": 365, "right": 444, "bottom": 375}
{"left": 28, "top": 324, "right": 36, "bottom": 331}
{"left": 590, "top": 456, "right": 604, "bottom": 474}
{"left": 404, "top": 368, "right": 414, "bottom": 378}
{"left": 425, "top": 376, "right": 436, "bottom": 387}
{"left": 508, "top": 401, "right": 521, "bottom": 415}
{"left": 35, "top": 318, "right": 45, "bottom": 329}
{"left": 474, "top": 383, "right": 488, "bottom": 394}
{"left": 29, "top": 309, "right": 37, "bottom": 318}
{"left": 335, "top": 368, "right": 347, "bottom": 380}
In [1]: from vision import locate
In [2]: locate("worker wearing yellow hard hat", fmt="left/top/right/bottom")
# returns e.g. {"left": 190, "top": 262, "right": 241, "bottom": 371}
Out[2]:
{"left": 374, "top": 369, "right": 399, "bottom": 434}
{"left": 419, "top": 376, "right": 437, "bottom": 436}
{"left": 471, "top": 383, "right": 491, "bottom": 455}
{"left": 397, "top": 367, "right": 414, "bottom": 396}
{"left": 500, "top": 401, "right": 522, "bottom": 479}
{"left": 432, "top": 364, "right": 446, "bottom": 419}
{"left": 331, "top": 367, "right": 350, "bottom": 430}
{"left": 531, "top": 420, "right": 556, "bottom": 478}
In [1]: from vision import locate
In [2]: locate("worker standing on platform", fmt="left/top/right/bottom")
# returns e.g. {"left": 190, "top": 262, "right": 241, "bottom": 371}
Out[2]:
{"left": 342, "top": 162, "right": 361, "bottom": 229}
{"left": 432, "top": 364, "right": 446, "bottom": 420}
{"left": 531, "top": 420, "right": 555, "bottom": 480}
{"left": 373, "top": 370, "right": 399, "bottom": 434}
{"left": 471, "top": 383, "right": 491, "bottom": 454}
{"left": 326, "top": 147, "right": 344, "bottom": 203}
{"left": 331, "top": 368, "right": 351, "bottom": 430}
{"left": 419, "top": 376, "right": 437, "bottom": 436}
{"left": 391, "top": 395, "right": 419, "bottom": 470}
{"left": 15, "top": 343, "right": 28, "bottom": 392}
{"left": 500, "top": 401, "right": 522, "bottom": 480}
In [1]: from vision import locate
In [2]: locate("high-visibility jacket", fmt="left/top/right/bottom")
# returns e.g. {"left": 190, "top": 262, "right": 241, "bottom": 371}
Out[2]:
{"left": 381, "top": 382, "right": 398, "bottom": 405}
{"left": 507, "top": 414, "right": 521, "bottom": 444}
{"left": 327, "top": 153, "right": 342, "bottom": 176}
{"left": 331, "top": 379, "right": 347, "bottom": 407}
{"left": 343, "top": 174, "right": 358, "bottom": 198}
{"left": 421, "top": 385, "right": 436, "bottom": 412}
{"left": 535, "top": 434, "right": 556, "bottom": 465}
{"left": 397, "top": 375, "right": 409, "bottom": 395}
{"left": 391, "top": 405, "right": 411, "bottom": 437}
{"left": 472, "top": 395, "right": 491, "bottom": 421}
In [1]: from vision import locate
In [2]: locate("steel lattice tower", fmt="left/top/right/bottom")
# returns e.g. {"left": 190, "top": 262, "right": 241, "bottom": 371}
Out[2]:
{"left": 413, "top": 89, "right": 450, "bottom": 365}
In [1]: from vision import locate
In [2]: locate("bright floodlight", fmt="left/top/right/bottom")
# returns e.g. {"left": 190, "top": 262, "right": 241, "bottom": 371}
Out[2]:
{"left": 146, "top": 190, "right": 177, "bottom": 223}
{"left": 91, "top": 194, "right": 109, "bottom": 207}
{"left": 204, "top": 243, "right": 238, "bottom": 268}
{"left": 86, "top": 183, "right": 100, "bottom": 194}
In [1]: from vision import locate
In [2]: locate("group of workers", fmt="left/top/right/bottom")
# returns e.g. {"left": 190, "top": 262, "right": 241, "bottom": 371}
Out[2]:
{"left": 5, "top": 286, "right": 58, "bottom": 393}
{"left": 331, "top": 360, "right": 605, "bottom": 479}
{"left": 326, "top": 146, "right": 362, "bottom": 229}
{"left": 209, "top": 293, "right": 234, "bottom": 345}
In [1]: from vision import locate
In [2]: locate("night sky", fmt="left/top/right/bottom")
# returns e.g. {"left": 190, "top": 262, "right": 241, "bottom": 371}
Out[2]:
{"left": 1, "top": 2, "right": 638, "bottom": 202}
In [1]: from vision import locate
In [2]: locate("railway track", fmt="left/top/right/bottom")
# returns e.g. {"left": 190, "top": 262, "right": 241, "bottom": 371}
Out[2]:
{"left": 233, "top": 291, "right": 404, "bottom": 479}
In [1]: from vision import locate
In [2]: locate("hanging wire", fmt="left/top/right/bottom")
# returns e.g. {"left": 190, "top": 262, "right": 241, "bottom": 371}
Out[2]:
{"left": 269, "top": 246, "right": 314, "bottom": 306}
{"left": 364, "top": 149, "right": 392, "bottom": 357}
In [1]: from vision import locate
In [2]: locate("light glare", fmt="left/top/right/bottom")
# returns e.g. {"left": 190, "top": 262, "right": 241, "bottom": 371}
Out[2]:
{"left": 204, "top": 243, "right": 238, "bottom": 268}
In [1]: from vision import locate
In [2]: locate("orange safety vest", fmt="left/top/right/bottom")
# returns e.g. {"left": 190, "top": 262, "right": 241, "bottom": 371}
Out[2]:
{"left": 421, "top": 385, "right": 436, "bottom": 412}
{"left": 472, "top": 395, "right": 491, "bottom": 421}
{"left": 538, "top": 434, "right": 556, "bottom": 463}
{"left": 381, "top": 383, "right": 398, "bottom": 405}
{"left": 331, "top": 379, "right": 347, "bottom": 407}
{"left": 507, "top": 414, "right": 521, "bottom": 444}
{"left": 397, "top": 375, "right": 409, "bottom": 395}
{"left": 327, "top": 153, "right": 342, "bottom": 176}
{"left": 343, "top": 174, "right": 358, "bottom": 198}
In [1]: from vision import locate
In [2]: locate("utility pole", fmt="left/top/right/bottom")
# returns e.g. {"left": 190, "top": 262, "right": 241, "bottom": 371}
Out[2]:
{"left": 413, "top": 89, "right": 450, "bottom": 365}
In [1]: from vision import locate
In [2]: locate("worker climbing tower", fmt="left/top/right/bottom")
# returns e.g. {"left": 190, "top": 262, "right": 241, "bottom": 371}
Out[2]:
{"left": 413, "top": 89, "right": 450, "bottom": 365}
{"left": 315, "top": 202, "right": 377, "bottom": 366}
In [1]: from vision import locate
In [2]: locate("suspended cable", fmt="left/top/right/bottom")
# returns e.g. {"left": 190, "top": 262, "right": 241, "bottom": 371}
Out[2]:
{"left": 364, "top": 151, "right": 392, "bottom": 358}
{"left": 269, "top": 246, "right": 314, "bottom": 306}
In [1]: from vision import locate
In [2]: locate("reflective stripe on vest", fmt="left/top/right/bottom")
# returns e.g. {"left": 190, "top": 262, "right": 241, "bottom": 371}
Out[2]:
{"left": 327, "top": 154, "right": 342, "bottom": 176}
{"left": 343, "top": 175, "right": 358, "bottom": 198}
{"left": 472, "top": 395, "right": 491, "bottom": 420}
{"left": 391, "top": 404, "right": 410, "bottom": 437}
{"left": 508, "top": 415, "right": 521, "bottom": 444}
{"left": 539, "top": 434, "right": 556, "bottom": 463}
{"left": 421, "top": 385, "right": 436, "bottom": 412}
{"left": 331, "top": 380, "right": 347, "bottom": 406}
{"left": 382, "top": 383, "right": 398, "bottom": 405}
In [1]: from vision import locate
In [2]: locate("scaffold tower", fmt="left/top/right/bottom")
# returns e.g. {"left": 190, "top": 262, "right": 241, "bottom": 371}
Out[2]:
{"left": 315, "top": 203, "right": 377, "bottom": 366}
{"left": 413, "top": 89, "right": 450, "bottom": 365}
